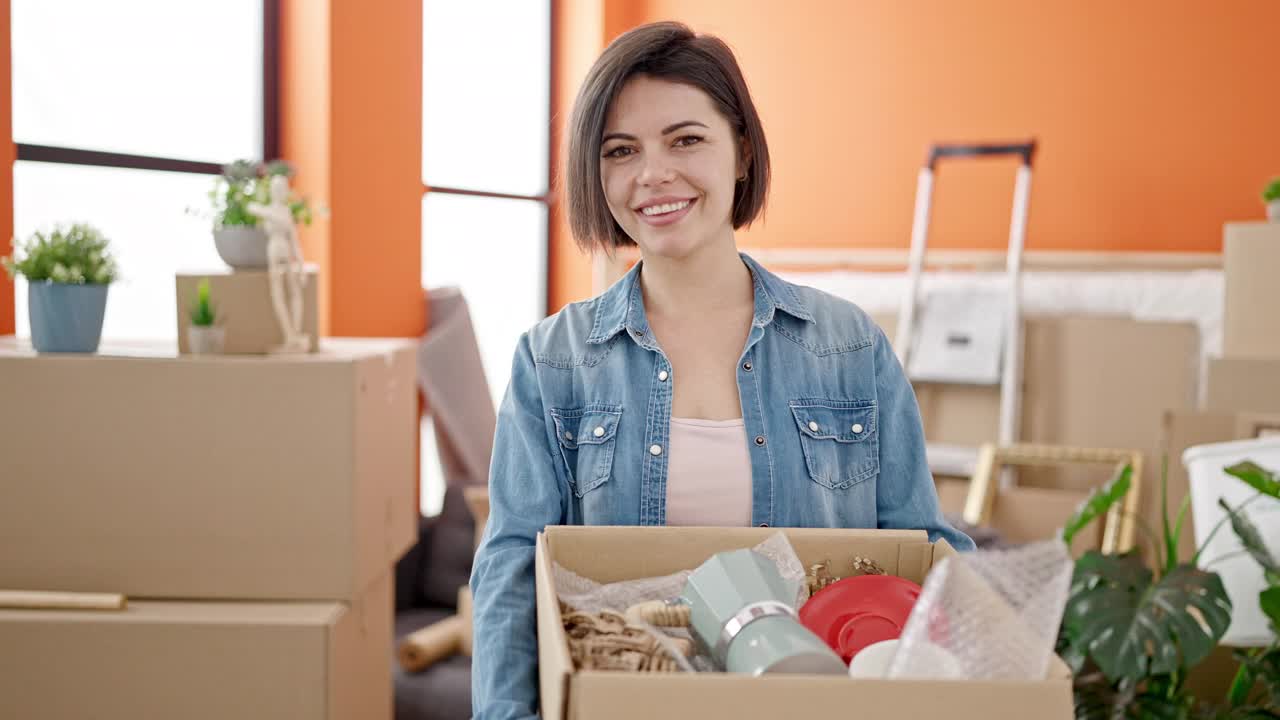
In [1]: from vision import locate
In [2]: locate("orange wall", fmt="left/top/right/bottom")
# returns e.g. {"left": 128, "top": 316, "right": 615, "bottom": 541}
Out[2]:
{"left": 281, "top": 0, "right": 425, "bottom": 339}
{"left": 549, "top": 0, "right": 605, "bottom": 313}
{"left": 550, "top": 0, "right": 1280, "bottom": 309}
{"left": 329, "top": 0, "right": 424, "bottom": 338}
{"left": 0, "top": 0, "right": 13, "bottom": 335}
{"left": 281, "top": 0, "right": 332, "bottom": 334}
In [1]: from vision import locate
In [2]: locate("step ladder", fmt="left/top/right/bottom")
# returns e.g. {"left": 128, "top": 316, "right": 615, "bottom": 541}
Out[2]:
{"left": 894, "top": 141, "right": 1037, "bottom": 479}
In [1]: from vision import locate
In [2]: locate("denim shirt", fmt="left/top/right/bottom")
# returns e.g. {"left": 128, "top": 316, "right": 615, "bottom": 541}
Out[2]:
{"left": 469, "top": 253, "right": 974, "bottom": 719}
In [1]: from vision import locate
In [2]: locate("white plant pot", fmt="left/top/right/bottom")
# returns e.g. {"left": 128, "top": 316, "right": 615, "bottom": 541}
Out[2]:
{"left": 1268, "top": 200, "right": 1280, "bottom": 222}
{"left": 213, "top": 226, "right": 269, "bottom": 269}
{"left": 187, "top": 325, "right": 226, "bottom": 355}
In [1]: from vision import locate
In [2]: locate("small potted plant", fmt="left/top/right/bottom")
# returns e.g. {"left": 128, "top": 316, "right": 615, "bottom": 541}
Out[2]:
{"left": 186, "top": 277, "right": 225, "bottom": 354}
{"left": 202, "top": 159, "right": 315, "bottom": 269}
{"left": 2, "top": 223, "right": 117, "bottom": 353}
{"left": 1264, "top": 177, "right": 1280, "bottom": 222}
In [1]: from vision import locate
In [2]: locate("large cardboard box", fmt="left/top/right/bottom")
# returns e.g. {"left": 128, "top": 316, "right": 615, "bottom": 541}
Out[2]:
{"left": 1223, "top": 222, "right": 1280, "bottom": 358}
{"left": 0, "top": 572, "right": 392, "bottom": 719}
{"left": 535, "top": 526, "right": 1073, "bottom": 720}
{"left": 0, "top": 337, "right": 417, "bottom": 601}
{"left": 1206, "top": 356, "right": 1280, "bottom": 414}
{"left": 175, "top": 267, "right": 321, "bottom": 354}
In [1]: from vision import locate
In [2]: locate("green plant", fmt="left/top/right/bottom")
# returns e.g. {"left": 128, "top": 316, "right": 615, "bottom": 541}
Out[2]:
{"left": 1218, "top": 463, "right": 1280, "bottom": 717}
{"left": 1, "top": 223, "right": 118, "bottom": 284}
{"left": 202, "top": 159, "right": 315, "bottom": 230}
{"left": 1263, "top": 178, "right": 1280, "bottom": 204}
{"left": 1060, "top": 464, "right": 1233, "bottom": 718}
{"left": 189, "top": 278, "right": 216, "bottom": 327}
{"left": 1058, "top": 459, "right": 1280, "bottom": 719}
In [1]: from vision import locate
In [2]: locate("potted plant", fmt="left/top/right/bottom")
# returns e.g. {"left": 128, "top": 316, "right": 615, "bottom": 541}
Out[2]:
{"left": 186, "top": 277, "right": 224, "bottom": 354}
{"left": 1, "top": 223, "right": 117, "bottom": 353}
{"left": 1058, "top": 460, "right": 1280, "bottom": 718}
{"left": 202, "top": 159, "right": 315, "bottom": 269}
{"left": 1264, "top": 178, "right": 1280, "bottom": 222}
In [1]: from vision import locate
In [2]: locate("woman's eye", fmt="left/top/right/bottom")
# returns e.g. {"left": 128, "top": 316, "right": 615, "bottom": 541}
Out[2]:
{"left": 674, "top": 135, "right": 704, "bottom": 147}
{"left": 603, "top": 146, "right": 634, "bottom": 158}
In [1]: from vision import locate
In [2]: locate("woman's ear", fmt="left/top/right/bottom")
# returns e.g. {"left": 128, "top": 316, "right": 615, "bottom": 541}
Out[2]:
{"left": 737, "top": 135, "right": 752, "bottom": 181}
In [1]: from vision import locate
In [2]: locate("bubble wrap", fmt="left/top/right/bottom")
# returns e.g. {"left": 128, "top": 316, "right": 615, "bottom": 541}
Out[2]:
{"left": 553, "top": 532, "right": 809, "bottom": 673}
{"left": 887, "top": 539, "right": 1073, "bottom": 681}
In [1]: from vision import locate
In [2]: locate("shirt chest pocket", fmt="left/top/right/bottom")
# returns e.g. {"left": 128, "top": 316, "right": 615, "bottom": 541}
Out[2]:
{"left": 549, "top": 404, "right": 622, "bottom": 497}
{"left": 789, "top": 400, "right": 878, "bottom": 490}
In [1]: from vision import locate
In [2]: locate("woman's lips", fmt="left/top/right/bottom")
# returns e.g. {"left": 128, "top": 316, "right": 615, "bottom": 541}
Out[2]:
{"left": 636, "top": 198, "right": 695, "bottom": 227}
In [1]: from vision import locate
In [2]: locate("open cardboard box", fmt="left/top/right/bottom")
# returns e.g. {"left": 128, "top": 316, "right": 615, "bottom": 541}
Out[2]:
{"left": 535, "top": 526, "right": 1073, "bottom": 720}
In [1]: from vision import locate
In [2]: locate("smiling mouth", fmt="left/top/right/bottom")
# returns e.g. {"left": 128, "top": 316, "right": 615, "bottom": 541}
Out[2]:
{"left": 638, "top": 199, "right": 693, "bottom": 217}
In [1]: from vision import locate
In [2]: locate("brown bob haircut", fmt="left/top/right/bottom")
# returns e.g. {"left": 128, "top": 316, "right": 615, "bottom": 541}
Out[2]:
{"left": 565, "top": 21, "right": 771, "bottom": 252}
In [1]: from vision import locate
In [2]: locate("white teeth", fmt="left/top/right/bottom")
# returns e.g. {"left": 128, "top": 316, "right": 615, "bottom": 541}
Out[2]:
{"left": 641, "top": 200, "right": 691, "bottom": 216}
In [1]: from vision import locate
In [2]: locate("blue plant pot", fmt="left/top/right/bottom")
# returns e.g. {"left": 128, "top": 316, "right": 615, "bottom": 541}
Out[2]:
{"left": 28, "top": 281, "right": 109, "bottom": 353}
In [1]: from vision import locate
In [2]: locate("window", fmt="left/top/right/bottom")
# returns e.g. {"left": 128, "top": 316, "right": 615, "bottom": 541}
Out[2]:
{"left": 420, "top": 0, "right": 551, "bottom": 515}
{"left": 10, "top": 0, "right": 274, "bottom": 340}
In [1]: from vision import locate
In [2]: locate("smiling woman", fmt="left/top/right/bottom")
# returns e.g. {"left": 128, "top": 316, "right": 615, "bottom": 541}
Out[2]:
{"left": 469, "top": 21, "right": 973, "bottom": 720}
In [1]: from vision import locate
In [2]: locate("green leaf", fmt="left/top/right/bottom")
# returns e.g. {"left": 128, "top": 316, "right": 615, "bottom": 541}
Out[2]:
{"left": 1263, "top": 587, "right": 1280, "bottom": 632}
{"left": 1064, "top": 464, "right": 1133, "bottom": 546}
{"left": 1065, "top": 553, "right": 1233, "bottom": 683}
{"left": 1225, "top": 462, "right": 1280, "bottom": 500}
{"left": 1219, "top": 497, "right": 1280, "bottom": 579}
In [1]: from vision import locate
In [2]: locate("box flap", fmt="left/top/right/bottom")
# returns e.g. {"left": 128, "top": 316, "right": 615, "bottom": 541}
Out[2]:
{"left": 543, "top": 526, "right": 927, "bottom": 582}
{"left": 536, "top": 532, "right": 574, "bottom": 720}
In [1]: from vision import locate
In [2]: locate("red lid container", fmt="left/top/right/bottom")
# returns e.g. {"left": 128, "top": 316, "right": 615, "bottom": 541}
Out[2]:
{"left": 798, "top": 575, "right": 922, "bottom": 663}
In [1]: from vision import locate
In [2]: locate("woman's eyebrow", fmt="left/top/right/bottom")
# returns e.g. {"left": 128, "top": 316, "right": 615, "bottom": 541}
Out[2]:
{"left": 601, "top": 120, "right": 710, "bottom": 144}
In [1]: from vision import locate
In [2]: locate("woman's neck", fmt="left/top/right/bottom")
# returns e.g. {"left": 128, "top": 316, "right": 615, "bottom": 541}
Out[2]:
{"left": 637, "top": 234, "right": 754, "bottom": 321}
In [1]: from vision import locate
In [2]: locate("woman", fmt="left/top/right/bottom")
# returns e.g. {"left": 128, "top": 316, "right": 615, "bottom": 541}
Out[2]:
{"left": 470, "top": 21, "right": 973, "bottom": 719}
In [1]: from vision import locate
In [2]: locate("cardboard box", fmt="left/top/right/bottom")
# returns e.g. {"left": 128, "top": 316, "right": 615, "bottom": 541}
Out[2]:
{"left": 1223, "top": 222, "right": 1280, "bottom": 358}
{"left": 0, "top": 572, "right": 392, "bottom": 719}
{"left": 534, "top": 526, "right": 1073, "bottom": 720}
{"left": 0, "top": 337, "right": 417, "bottom": 601}
{"left": 175, "top": 267, "right": 320, "bottom": 354}
{"left": 1206, "top": 356, "right": 1280, "bottom": 414}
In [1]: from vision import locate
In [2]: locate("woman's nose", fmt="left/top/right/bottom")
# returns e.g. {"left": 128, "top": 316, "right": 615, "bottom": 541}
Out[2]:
{"left": 636, "top": 152, "right": 674, "bottom": 186}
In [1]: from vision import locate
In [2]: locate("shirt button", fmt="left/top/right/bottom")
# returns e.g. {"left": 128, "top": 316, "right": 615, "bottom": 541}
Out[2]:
{"left": 649, "top": 444, "right": 663, "bottom": 456}
{"left": 564, "top": 431, "right": 574, "bottom": 441}
{"left": 852, "top": 424, "right": 864, "bottom": 434}
{"left": 658, "top": 370, "right": 669, "bottom": 381}
{"left": 754, "top": 436, "right": 766, "bottom": 446}
{"left": 808, "top": 421, "right": 819, "bottom": 432}
{"left": 593, "top": 426, "right": 605, "bottom": 438}
{"left": 742, "top": 361, "right": 753, "bottom": 371}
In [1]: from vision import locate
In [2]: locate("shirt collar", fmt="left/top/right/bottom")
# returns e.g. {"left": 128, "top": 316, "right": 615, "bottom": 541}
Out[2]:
{"left": 586, "top": 251, "right": 814, "bottom": 346}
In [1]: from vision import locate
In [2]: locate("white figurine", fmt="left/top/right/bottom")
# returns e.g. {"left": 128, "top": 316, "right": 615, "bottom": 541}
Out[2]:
{"left": 247, "top": 174, "right": 310, "bottom": 353}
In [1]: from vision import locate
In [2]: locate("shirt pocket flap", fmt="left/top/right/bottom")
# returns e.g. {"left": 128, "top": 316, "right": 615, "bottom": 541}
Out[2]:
{"left": 551, "top": 405, "right": 622, "bottom": 449}
{"left": 790, "top": 402, "right": 877, "bottom": 443}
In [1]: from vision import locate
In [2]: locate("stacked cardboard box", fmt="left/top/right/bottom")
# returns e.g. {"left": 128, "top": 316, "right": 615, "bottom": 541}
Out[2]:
{"left": 0, "top": 337, "right": 418, "bottom": 719}
{"left": 1208, "top": 223, "right": 1280, "bottom": 414}
{"left": 175, "top": 267, "right": 321, "bottom": 354}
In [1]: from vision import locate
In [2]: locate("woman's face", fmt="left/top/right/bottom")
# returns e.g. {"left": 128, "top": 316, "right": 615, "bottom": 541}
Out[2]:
{"left": 600, "top": 75, "right": 745, "bottom": 260}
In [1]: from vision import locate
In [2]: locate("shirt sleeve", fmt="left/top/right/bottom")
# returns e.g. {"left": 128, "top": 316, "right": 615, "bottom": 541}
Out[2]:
{"left": 469, "top": 332, "right": 567, "bottom": 719}
{"left": 871, "top": 325, "right": 976, "bottom": 551}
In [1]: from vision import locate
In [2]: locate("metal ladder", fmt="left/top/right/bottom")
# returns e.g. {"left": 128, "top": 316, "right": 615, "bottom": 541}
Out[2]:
{"left": 894, "top": 141, "right": 1037, "bottom": 477}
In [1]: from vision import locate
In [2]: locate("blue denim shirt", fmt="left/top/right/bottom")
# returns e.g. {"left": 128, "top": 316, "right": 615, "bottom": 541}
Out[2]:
{"left": 469, "top": 253, "right": 974, "bottom": 719}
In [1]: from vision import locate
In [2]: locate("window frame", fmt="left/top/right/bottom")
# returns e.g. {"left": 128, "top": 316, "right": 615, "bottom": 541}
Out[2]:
{"left": 421, "top": 0, "right": 553, "bottom": 318}
{"left": 13, "top": 0, "right": 279, "bottom": 176}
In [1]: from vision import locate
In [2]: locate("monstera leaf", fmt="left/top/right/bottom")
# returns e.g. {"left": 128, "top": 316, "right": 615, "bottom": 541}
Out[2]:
{"left": 1065, "top": 552, "right": 1233, "bottom": 683}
